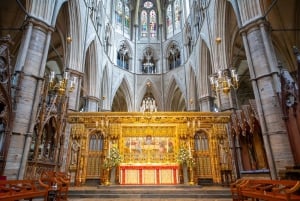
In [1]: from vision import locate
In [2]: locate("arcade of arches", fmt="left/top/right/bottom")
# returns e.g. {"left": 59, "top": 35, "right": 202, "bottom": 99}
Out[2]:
{"left": 0, "top": 0, "right": 300, "bottom": 187}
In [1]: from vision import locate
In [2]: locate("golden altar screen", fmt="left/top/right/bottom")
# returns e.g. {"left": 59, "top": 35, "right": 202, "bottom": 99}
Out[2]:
{"left": 68, "top": 112, "right": 232, "bottom": 185}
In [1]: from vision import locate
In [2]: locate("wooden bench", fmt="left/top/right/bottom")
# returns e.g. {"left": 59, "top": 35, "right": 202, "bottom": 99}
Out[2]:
{"left": 230, "top": 178, "right": 249, "bottom": 201}
{"left": 0, "top": 179, "right": 48, "bottom": 201}
{"left": 39, "top": 171, "right": 70, "bottom": 201}
{"left": 232, "top": 179, "right": 300, "bottom": 201}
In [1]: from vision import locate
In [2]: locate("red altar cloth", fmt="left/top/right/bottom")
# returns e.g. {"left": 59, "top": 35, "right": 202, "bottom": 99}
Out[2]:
{"left": 119, "top": 164, "right": 179, "bottom": 185}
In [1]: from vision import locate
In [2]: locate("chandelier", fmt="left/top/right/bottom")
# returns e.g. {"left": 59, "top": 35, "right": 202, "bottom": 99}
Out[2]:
{"left": 209, "top": 68, "right": 239, "bottom": 95}
{"left": 49, "top": 71, "right": 77, "bottom": 96}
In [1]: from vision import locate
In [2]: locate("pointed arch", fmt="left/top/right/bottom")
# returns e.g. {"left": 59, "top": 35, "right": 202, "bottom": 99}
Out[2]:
{"left": 85, "top": 40, "right": 98, "bottom": 97}
{"left": 116, "top": 40, "right": 132, "bottom": 71}
{"left": 166, "top": 41, "right": 182, "bottom": 70}
{"left": 112, "top": 77, "right": 133, "bottom": 112}
{"left": 67, "top": 0, "right": 86, "bottom": 72}
{"left": 137, "top": 79, "right": 162, "bottom": 111}
{"left": 165, "top": 77, "right": 186, "bottom": 111}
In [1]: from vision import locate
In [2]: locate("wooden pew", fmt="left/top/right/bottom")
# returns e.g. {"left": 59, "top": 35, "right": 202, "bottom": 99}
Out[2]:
{"left": 0, "top": 179, "right": 48, "bottom": 201}
{"left": 230, "top": 178, "right": 248, "bottom": 201}
{"left": 39, "top": 171, "right": 70, "bottom": 201}
{"left": 235, "top": 179, "right": 300, "bottom": 201}
{"left": 55, "top": 171, "right": 71, "bottom": 200}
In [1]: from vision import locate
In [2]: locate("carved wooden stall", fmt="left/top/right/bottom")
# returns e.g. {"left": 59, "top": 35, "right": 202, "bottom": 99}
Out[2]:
{"left": 0, "top": 35, "right": 13, "bottom": 175}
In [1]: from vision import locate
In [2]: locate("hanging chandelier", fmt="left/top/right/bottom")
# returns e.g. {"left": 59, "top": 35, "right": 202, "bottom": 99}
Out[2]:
{"left": 209, "top": 68, "right": 239, "bottom": 95}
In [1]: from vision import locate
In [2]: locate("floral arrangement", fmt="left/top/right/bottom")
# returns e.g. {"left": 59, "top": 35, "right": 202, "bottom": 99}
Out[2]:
{"left": 103, "top": 146, "right": 122, "bottom": 169}
{"left": 177, "top": 146, "right": 195, "bottom": 167}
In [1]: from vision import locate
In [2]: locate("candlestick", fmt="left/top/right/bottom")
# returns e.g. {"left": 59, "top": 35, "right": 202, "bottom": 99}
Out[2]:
{"left": 108, "top": 142, "right": 110, "bottom": 157}
{"left": 167, "top": 138, "right": 169, "bottom": 153}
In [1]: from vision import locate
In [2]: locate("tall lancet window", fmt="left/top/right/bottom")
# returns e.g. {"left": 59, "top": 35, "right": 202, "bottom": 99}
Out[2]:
{"left": 124, "top": 5, "right": 130, "bottom": 34}
{"left": 140, "top": 0, "right": 158, "bottom": 39}
{"left": 115, "top": 0, "right": 131, "bottom": 35}
{"left": 149, "top": 10, "right": 157, "bottom": 38}
{"left": 166, "top": 5, "right": 173, "bottom": 35}
{"left": 166, "top": 0, "right": 182, "bottom": 37}
{"left": 141, "top": 10, "right": 148, "bottom": 38}
{"left": 174, "top": 0, "right": 181, "bottom": 32}
{"left": 115, "top": 0, "right": 123, "bottom": 30}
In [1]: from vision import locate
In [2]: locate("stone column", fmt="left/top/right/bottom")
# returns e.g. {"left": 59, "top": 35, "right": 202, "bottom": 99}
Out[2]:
{"left": 5, "top": 18, "right": 54, "bottom": 179}
{"left": 198, "top": 96, "right": 214, "bottom": 112}
{"left": 85, "top": 96, "right": 101, "bottom": 112}
{"left": 240, "top": 19, "right": 294, "bottom": 178}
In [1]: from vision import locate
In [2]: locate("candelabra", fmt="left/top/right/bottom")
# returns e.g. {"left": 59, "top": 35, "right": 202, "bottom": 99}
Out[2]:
{"left": 209, "top": 68, "right": 239, "bottom": 95}
{"left": 49, "top": 71, "right": 77, "bottom": 95}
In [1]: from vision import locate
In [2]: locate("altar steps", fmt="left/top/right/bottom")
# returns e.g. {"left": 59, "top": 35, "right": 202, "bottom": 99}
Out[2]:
{"left": 68, "top": 185, "right": 232, "bottom": 199}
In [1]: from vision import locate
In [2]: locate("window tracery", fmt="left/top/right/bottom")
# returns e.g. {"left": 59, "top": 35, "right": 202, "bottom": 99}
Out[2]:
{"left": 115, "top": 0, "right": 131, "bottom": 35}
{"left": 166, "top": 0, "right": 182, "bottom": 37}
{"left": 140, "top": 0, "right": 157, "bottom": 39}
{"left": 142, "top": 47, "right": 156, "bottom": 74}
{"left": 167, "top": 43, "right": 181, "bottom": 70}
{"left": 117, "top": 42, "right": 130, "bottom": 70}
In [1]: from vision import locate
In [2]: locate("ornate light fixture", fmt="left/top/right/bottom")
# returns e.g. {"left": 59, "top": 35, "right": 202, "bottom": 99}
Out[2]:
{"left": 49, "top": 71, "right": 77, "bottom": 96}
{"left": 209, "top": 68, "right": 239, "bottom": 95}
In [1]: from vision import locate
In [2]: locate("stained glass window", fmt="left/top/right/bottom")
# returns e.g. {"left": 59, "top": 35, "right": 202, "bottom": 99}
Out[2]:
{"left": 166, "top": 0, "right": 182, "bottom": 36}
{"left": 140, "top": 0, "right": 157, "bottom": 39}
{"left": 174, "top": 0, "right": 181, "bottom": 31}
{"left": 166, "top": 5, "right": 173, "bottom": 35}
{"left": 115, "top": 0, "right": 131, "bottom": 35}
{"left": 115, "top": 0, "right": 123, "bottom": 29}
{"left": 124, "top": 5, "right": 130, "bottom": 33}
{"left": 144, "top": 1, "right": 153, "bottom": 9}
{"left": 149, "top": 10, "right": 157, "bottom": 38}
{"left": 141, "top": 10, "right": 148, "bottom": 38}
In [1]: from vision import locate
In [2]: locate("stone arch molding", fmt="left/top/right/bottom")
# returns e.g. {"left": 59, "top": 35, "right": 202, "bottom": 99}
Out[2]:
{"left": 112, "top": 75, "right": 133, "bottom": 111}
{"left": 165, "top": 76, "right": 186, "bottom": 111}
{"left": 137, "top": 79, "right": 162, "bottom": 111}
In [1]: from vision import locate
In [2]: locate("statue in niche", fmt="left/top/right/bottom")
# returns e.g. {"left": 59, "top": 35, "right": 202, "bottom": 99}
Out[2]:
{"left": 104, "top": 23, "right": 112, "bottom": 53}
{"left": 184, "top": 23, "right": 192, "bottom": 56}
{"left": 71, "top": 140, "right": 80, "bottom": 165}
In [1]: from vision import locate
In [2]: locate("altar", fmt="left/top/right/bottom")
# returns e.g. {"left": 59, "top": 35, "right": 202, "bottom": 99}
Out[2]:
{"left": 119, "top": 164, "right": 179, "bottom": 185}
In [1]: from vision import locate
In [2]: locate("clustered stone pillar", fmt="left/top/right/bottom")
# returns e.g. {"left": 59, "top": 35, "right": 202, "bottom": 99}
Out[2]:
{"left": 240, "top": 19, "right": 294, "bottom": 178}
{"left": 4, "top": 18, "right": 54, "bottom": 179}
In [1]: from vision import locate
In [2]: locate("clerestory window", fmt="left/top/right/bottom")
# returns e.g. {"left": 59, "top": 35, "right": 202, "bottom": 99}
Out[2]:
{"left": 140, "top": 1, "right": 157, "bottom": 39}
{"left": 115, "top": 0, "right": 131, "bottom": 35}
{"left": 166, "top": 0, "right": 182, "bottom": 37}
